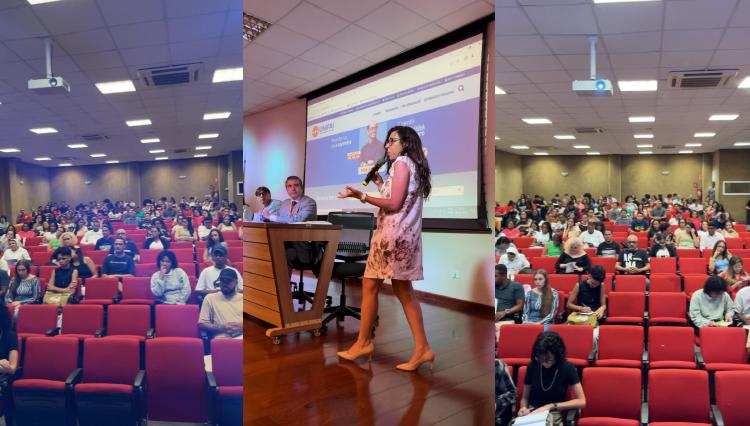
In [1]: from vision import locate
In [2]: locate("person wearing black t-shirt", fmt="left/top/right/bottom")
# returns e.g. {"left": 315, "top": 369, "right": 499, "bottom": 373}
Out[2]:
{"left": 102, "top": 238, "right": 136, "bottom": 278}
{"left": 596, "top": 229, "right": 621, "bottom": 258}
{"left": 517, "top": 331, "right": 586, "bottom": 422}
{"left": 95, "top": 226, "right": 115, "bottom": 252}
{"left": 616, "top": 235, "right": 651, "bottom": 275}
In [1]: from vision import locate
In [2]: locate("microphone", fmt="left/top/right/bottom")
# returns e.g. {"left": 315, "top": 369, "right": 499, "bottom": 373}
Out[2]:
{"left": 362, "top": 157, "right": 387, "bottom": 186}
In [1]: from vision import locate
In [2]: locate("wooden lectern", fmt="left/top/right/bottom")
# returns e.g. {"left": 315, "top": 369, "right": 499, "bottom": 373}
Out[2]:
{"left": 244, "top": 222, "right": 341, "bottom": 343}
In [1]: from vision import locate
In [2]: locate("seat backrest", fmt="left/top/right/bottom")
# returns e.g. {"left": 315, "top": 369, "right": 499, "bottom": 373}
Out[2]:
{"left": 61, "top": 305, "right": 103, "bottom": 335}
{"left": 171, "top": 249, "right": 195, "bottom": 264}
{"left": 31, "top": 252, "right": 50, "bottom": 266}
{"left": 514, "top": 274, "right": 534, "bottom": 286}
{"left": 211, "top": 339, "right": 242, "bottom": 387}
{"left": 121, "top": 276, "right": 154, "bottom": 301}
{"left": 683, "top": 275, "right": 707, "bottom": 297}
{"left": 107, "top": 305, "right": 152, "bottom": 337}
{"left": 649, "top": 369, "right": 709, "bottom": 422}
{"left": 23, "top": 336, "right": 79, "bottom": 381}
{"left": 582, "top": 367, "right": 641, "bottom": 420}
{"left": 139, "top": 250, "right": 161, "bottom": 264}
{"left": 530, "top": 257, "right": 556, "bottom": 274}
{"left": 715, "top": 371, "right": 750, "bottom": 426}
{"left": 700, "top": 327, "right": 748, "bottom": 365}
{"left": 615, "top": 275, "right": 646, "bottom": 292}
{"left": 498, "top": 324, "right": 543, "bottom": 360}
{"left": 591, "top": 256, "right": 616, "bottom": 274}
{"left": 155, "top": 304, "right": 200, "bottom": 338}
{"left": 548, "top": 274, "right": 579, "bottom": 294}
{"left": 38, "top": 265, "right": 56, "bottom": 281}
{"left": 549, "top": 325, "right": 594, "bottom": 362}
{"left": 222, "top": 230, "right": 239, "bottom": 241}
{"left": 680, "top": 257, "right": 708, "bottom": 275}
{"left": 513, "top": 237, "right": 534, "bottom": 249}
{"left": 649, "top": 292, "right": 687, "bottom": 320}
{"left": 648, "top": 326, "right": 695, "bottom": 363}
{"left": 145, "top": 337, "right": 208, "bottom": 422}
{"left": 521, "top": 247, "right": 543, "bottom": 258}
{"left": 328, "top": 211, "right": 375, "bottom": 252}
{"left": 677, "top": 248, "right": 701, "bottom": 258}
{"left": 82, "top": 337, "right": 140, "bottom": 385}
{"left": 725, "top": 238, "right": 744, "bottom": 250}
{"left": 650, "top": 274, "right": 682, "bottom": 292}
{"left": 17, "top": 304, "right": 59, "bottom": 335}
{"left": 135, "top": 263, "right": 158, "bottom": 277}
{"left": 169, "top": 241, "right": 193, "bottom": 250}
{"left": 608, "top": 292, "right": 645, "bottom": 318}
{"left": 84, "top": 277, "right": 119, "bottom": 300}
{"left": 597, "top": 325, "right": 643, "bottom": 362}
{"left": 87, "top": 250, "right": 109, "bottom": 266}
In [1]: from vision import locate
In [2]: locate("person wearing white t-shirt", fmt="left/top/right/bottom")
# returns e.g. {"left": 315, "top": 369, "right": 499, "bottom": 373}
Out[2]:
{"left": 0, "top": 240, "right": 30, "bottom": 271}
{"left": 80, "top": 220, "right": 104, "bottom": 245}
{"left": 734, "top": 285, "right": 750, "bottom": 328}
{"left": 580, "top": 222, "right": 604, "bottom": 249}
{"left": 498, "top": 247, "right": 530, "bottom": 277}
{"left": 699, "top": 223, "right": 725, "bottom": 251}
{"left": 195, "top": 245, "right": 243, "bottom": 298}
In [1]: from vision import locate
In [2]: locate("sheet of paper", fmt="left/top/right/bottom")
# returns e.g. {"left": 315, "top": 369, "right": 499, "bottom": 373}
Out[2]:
{"left": 513, "top": 410, "right": 549, "bottom": 426}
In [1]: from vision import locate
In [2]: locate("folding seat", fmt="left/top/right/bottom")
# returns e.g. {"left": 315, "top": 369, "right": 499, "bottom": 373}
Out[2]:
{"left": 645, "top": 369, "right": 711, "bottom": 425}
{"left": 74, "top": 337, "right": 144, "bottom": 426}
{"left": 86, "top": 250, "right": 109, "bottom": 267}
{"left": 648, "top": 292, "right": 688, "bottom": 325}
{"left": 649, "top": 274, "right": 681, "bottom": 292}
{"left": 684, "top": 274, "right": 707, "bottom": 298}
{"left": 38, "top": 265, "right": 56, "bottom": 281}
{"left": 612, "top": 232, "right": 628, "bottom": 241}
{"left": 188, "top": 276, "right": 198, "bottom": 304}
{"left": 225, "top": 240, "right": 243, "bottom": 249}
{"left": 497, "top": 323, "right": 543, "bottom": 367}
{"left": 31, "top": 251, "right": 51, "bottom": 266}
{"left": 138, "top": 250, "right": 160, "bottom": 264}
{"left": 583, "top": 247, "right": 596, "bottom": 258}
{"left": 548, "top": 274, "right": 579, "bottom": 294}
{"left": 118, "top": 277, "right": 155, "bottom": 305}
{"left": 145, "top": 337, "right": 210, "bottom": 423}
{"left": 530, "top": 257, "right": 556, "bottom": 274}
{"left": 605, "top": 292, "right": 645, "bottom": 324}
{"left": 122, "top": 224, "right": 137, "bottom": 231}
{"left": 549, "top": 325, "right": 594, "bottom": 367}
{"left": 594, "top": 325, "right": 644, "bottom": 368}
{"left": 629, "top": 231, "right": 648, "bottom": 241}
{"left": 227, "top": 249, "right": 242, "bottom": 265}
{"left": 16, "top": 304, "right": 59, "bottom": 343}
{"left": 591, "top": 256, "right": 616, "bottom": 274}
{"left": 195, "top": 241, "right": 207, "bottom": 253}
{"left": 650, "top": 257, "right": 677, "bottom": 274}
{"left": 647, "top": 326, "right": 698, "bottom": 369}
{"left": 680, "top": 257, "right": 708, "bottom": 275}
{"left": 209, "top": 339, "right": 242, "bottom": 426}
{"left": 725, "top": 238, "right": 744, "bottom": 250}
{"left": 53, "top": 305, "right": 104, "bottom": 340}
{"left": 153, "top": 304, "right": 200, "bottom": 338}
{"left": 169, "top": 241, "right": 193, "bottom": 250}
{"left": 79, "top": 244, "right": 96, "bottom": 253}
{"left": 513, "top": 274, "right": 534, "bottom": 286}
{"left": 578, "top": 367, "right": 642, "bottom": 426}
{"left": 104, "top": 305, "right": 152, "bottom": 342}
{"left": 612, "top": 224, "right": 628, "bottom": 233}
{"left": 698, "top": 327, "right": 750, "bottom": 371}
{"left": 714, "top": 370, "right": 750, "bottom": 426}
{"left": 614, "top": 275, "right": 646, "bottom": 292}
{"left": 26, "top": 245, "right": 48, "bottom": 253}
{"left": 13, "top": 336, "right": 80, "bottom": 426}
{"left": 171, "top": 248, "right": 195, "bottom": 264}
{"left": 732, "top": 249, "right": 750, "bottom": 258}
{"left": 25, "top": 236, "right": 43, "bottom": 246}
{"left": 81, "top": 277, "right": 118, "bottom": 305}
{"left": 134, "top": 263, "right": 157, "bottom": 277}
{"left": 513, "top": 237, "right": 534, "bottom": 248}
{"left": 222, "top": 230, "right": 240, "bottom": 241}
{"left": 676, "top": 248, "right": 701, "bottom": 258}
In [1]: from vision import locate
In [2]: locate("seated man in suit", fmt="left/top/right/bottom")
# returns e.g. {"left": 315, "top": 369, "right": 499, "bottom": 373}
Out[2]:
{"left": 262, "top": 176, "right": 317, "bottom": 223}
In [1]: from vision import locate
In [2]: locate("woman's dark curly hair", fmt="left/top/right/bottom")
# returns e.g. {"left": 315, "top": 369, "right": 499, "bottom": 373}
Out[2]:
{"left": 531, "top": 331, "right": 567, "bottom": 366}
{"left": 384, "top": 126, "right": 431, "bottom": 198}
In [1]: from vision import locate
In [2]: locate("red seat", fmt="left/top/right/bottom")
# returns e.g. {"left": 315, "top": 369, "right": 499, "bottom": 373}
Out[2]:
{"left": 25, "top": 236, "right": 43, "bottom": 246}
{"left": 105, "top": 305, "right": 151, "bottom": 342}
{"left": 606, "top": 292, "right": 645, "bottom": 324}
{"left": 31, "top": 252, "right": 51, "bottom": 266}
{"left": 684, "top": 275, "right": 707, "bottom": 298}
{"left": 595, "top": 326, "right": 644, "bottom": 369}
{"left": 715, "top": 371, "right": 750, "bottom": 426}
{"left": 498, "top": 324, "right": 543, "bottom": 367}
{"left": 13, "top": 337, "right": 79, "bottom": 425}
{"left": 171, "top": 249, "right": 195, "bottom": 264}
{"left": 649, "top": 274, "right": 682, "bottom": 292}
{"left": 119, "top": 277, "right": 155, "bottom": 305}
{"left": 145, "top": 337, "right": 209, "bottom": 422}
{"left": 139, "top": 250, "right": 161, "bottom": 264}
{"left": 38, "top": 265, "right": 56, "bottom": 281}
{"left": 649, "top": 292, "right": 688, "bottom": 325}
{"left": 650, "top": 257, "right": 677, "bottom": 274}
{"left": 592, "top": 256, "right": 616, "bottom": 274}
{"left": 725, "top": 238, "right": 744, "bottom": 250}
{"left": 548, "top": 274, "right": 579, "bottom": 294}
{"left": 225, "top": 240, "right": 242, "bottom": 249}
{"left": 648, "top": 326, "right": 698, "bottom": 369}
{"left": 549, "top": 324, "right": 594, "bottom": 367}
{"left": 56, "top": 305, "right": 103, "bottom": 340}
{"left": 615, "top": 275, "right": 646, "bottom": 292}
{"left": 520, "top": 247, "right": 542, "bottom": 258}
{"left": 699, "top": 327, "right": 750, "bottom": 371}
{"left": 227, "top": 249, "right": 242, "bottom": 265}
{"left": 81, "top": 277, "right": 118, "bottom": 305}
{"left": 75, "top": 338, "right": 144, "bottom": 426}
{"left": 584, "top": 247, "right": 596, "bottom": 258}
{"left": 169, "top": 241, "right": 193, "bottom": 250}
{"left": 647, "top": 369, "right": 711, "bottom": 425}
{"left": 16, "top": 304, "right": 59, "bottom": 344}
{"left": 210, "top": 339, "right": 242, "bottom": 426}
{"left": 612, "top": 224, "right": 628, "bottom": 233}
{"left": 514, "top": 274, "right": 534, "bottom": 286}
{"left": 154, "top": 304, "right": 200, "bottom": 338}
{"left": 222, "top": 231, "right": 240, "bottom": 241}
{"left": 87, "top": 250, "right": 109, "bottom": 267}
{"left": 680, "top": 257, "right": 708, "bottom": 275}
{"left": 731, "top": 249, "right": 750, "bottom": 258}
{"left": 676, "top": 248, "right": 701, "bottom": 258}
{"left": 513, "top": 237, "right": 534, "bottom": 249}
{"left": 134, "top": 263, "right": 157, "bottom": 277}
{"left": 530, "top": 257, "right": 556, "bottom": 274}
{"left": 26, "top": 245, "right": 48, "bottom": 253}
{"left": 578, "top": 367, "right": 641, "bottom": 426}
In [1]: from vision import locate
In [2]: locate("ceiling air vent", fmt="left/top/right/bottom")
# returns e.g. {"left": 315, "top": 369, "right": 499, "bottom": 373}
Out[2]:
{"left": 54, "top": 156, "right": 75, "bottom": 161}
{"left": 80, "top": 134, "right": 108, "bottom": 142}
{"left": 172, "top": 149, "right": 188, "bottom": 154}
{"left": 137, "top": 63, "right": 203, "bottom": 87}
{"left": 668, "top": 69, "right": 738, "bottom": 89}
{"left": 658, "top": 145, "right": 677, "bottom": 150}
{"left": 575, "top": 127, "right": 605, "bottom": 134}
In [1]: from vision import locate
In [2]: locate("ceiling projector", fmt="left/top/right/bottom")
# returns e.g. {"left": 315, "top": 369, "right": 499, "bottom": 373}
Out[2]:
{"left": 572, "top": 79, "right": 612, "bottom": 96}
{"left": 28, "top": 77, "right": 70, "bottom": 93}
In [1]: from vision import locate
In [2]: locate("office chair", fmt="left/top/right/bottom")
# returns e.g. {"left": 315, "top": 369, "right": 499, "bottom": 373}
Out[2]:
{"left": 320, "top": 211, "right": 375, "bottom": 330}
{"left": 288, "top": 241, "right": 324, "bottom": 311}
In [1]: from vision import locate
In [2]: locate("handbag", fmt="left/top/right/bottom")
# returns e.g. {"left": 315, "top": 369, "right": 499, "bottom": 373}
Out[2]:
{"left": 566, "top": 312, "right": 598, "bottom": 326}
{"left": 43, "top": 292, "right": 72, "bottom": 306}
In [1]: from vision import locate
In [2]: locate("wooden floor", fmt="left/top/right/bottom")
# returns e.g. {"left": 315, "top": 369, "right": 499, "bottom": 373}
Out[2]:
{"left": 244, "top": 278, "right": 495, "bottom": 426}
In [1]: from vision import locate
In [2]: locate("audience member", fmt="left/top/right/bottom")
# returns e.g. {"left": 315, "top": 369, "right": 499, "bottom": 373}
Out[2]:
{"left": 196, "top": 246, "right": 243, "bottom": 299}
{"left": 5, "top": 260, "right": 39, "bottom": 308}
{"left": 580, "top": 222, "right": 604, "bottom": 249}
{"left": 0, "top": 240, "right": 30, "bottom": 272}
{"left": 198, "top": 268, "right": 242, "bottom": 339}
{"left": 614, "top": 209, "right": 631, "bottom": 225}
{"left": 649, "top": 233, "right": 676, "bottom": 258}
{"left": 722, "top": 221, "right": 740, "bottom": 238}
{"left": 555, "top": 238, "right": 591, "bottom": 274}
{"left": 542, "top": 233, "right": 563, "bottom": 257}
{"left": 675, "top": 219, "right": 698, "bottom": 248}
{"left": 629, "top": 212, "right": 649, "bottom": 232}
{"left": 708, "top": 240, "right": 731, "bottom": 275}
{"left": 596, "top": 229, "right": 621, "bottom": 257}
{"left": 498, "top": 247, "right": 531, "bottom": 277}
{"left": 203, "top": 229, "right": 228, "bottom": 263}
{"left": 719, "top": 256, "right": 750, "bottom": 292}
{"left": 522, "top": 270, "right": 558, "bottom": 325}
{"left": 699, "top": 223, "right": 725, "bottom": 251}
{"left": 114, "top": 229, "right": 141, "bottom": 263}
{"left": 495, "top": 264, "right": 524, "bottom": 331}
{"left": 80, "top": 219, "right": 103, "bottom": 245}
{"left": 55, "top": 232, "right": 95, "bottom": 279}
{"left": 102, "top": 238, "right": 136, "bottom": 277}
{"left": 172, "top": 217, "right": 197, "bottom": 242}
{"left": 689, "top": 276, "right": 734, "bottom": 327}
{"left": 566, "top": 265, "right": 607, "bottom": 325}
{"left": 616, "top": 235, "right": 650, "bottom": 275}
{"left": 45, "top": 247, "right": 79, "bottom": 305}
{"left": 150, "top": 250, "right": 191, "bottom": 304}
{"left": 143, "top": 226, "right": 170, "bottom": 250}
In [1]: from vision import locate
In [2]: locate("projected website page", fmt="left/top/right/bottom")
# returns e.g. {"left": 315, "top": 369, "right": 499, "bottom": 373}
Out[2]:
{"left": 304, "top": 35, "right": 482, "bottom": 219}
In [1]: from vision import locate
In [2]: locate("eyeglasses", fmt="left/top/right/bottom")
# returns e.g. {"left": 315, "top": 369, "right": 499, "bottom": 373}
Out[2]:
{"left": 385, "top": 138, "right": 401, "bottom": 146}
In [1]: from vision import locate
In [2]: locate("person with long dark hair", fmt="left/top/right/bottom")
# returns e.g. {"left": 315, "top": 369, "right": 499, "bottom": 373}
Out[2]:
{"left": 0, "top": 297, "right": 18, "bottom": 425}
{"left": 336, "top": 125, "right": 434, "bottom": 371}
{"left": 5, "top": 260, "right": 40, "bottom": 309}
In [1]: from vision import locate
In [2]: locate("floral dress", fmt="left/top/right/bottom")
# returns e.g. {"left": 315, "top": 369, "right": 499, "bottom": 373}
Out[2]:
{"left": 364, "top": 155, "right": 423, "bottom": 281}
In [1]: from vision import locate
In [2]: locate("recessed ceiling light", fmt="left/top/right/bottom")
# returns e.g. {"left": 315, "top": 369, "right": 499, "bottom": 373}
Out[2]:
{"left": 212, "top": 67, "right": 243, "bottom": 83}
{"left": 27, "top": 0, "right": 63, "bottom": 4}
{"left": 629, "top": 116, "right": 655, "bottom": 123}
{"left": 106, "top": 160, "right": 119, "bottom": 164}
{"left": 95, "top": 80, "right": 136, "bottom": 94}
{"left": 126, "top": 119, "right": 152, "bottom": 126}
{"left": 196, "top": 145, "right": 212, "bottom": 150}
{"left": 617, "top": 80, "right": 658, "bottom": 92}
{"left": 510, "top": 145, "right": 529, "bottom": 149}
{"left": 199, "top": 133, "right": 219, "bottom": 139}
{"left": 709, "top": 114, "right": 738, "bottom": 121}
{"left": 685, "top": 143, "right": 702, "bottom": 147}
{"left": 155, "top": 157, "right": 168, "bottom": 161}
{"left": 194, "top": 154, "right": 208, "bottom": 158}
{"left": 694, "top": 132, "right": 716, "bottom": 138}
{"left": 495, "top": 86, "right": 506, "bottom": 95}
{"left": 739, "top": 77, "right": 750, "bottom": 88}
{"left": 679, "top": 150, "right": 693, "bottom": 154}
{"left": 89, "top": 153, "right": 107, "bottom": 158}
{"left": 494, "top": 136, "right": 500, "bottom": 140}
{"left": 586, "top": 152, "right": 600, "bottom": 155}
{"left": 533, "top": 152, "right": 549, "bottom": 156}
{"left": 203, "top": 112, "right": 231, "bottom": 120}
{"left": 734, "top": 142, "right": 750, "bottom": 146}
{"left": 149, "top": 149, "right": 165, "bottom": 154}
{"left": 636, "top": 144, "right": 653, "bottom": 148}
{"left": 554, "top": 135, "right": 575, "bottom": 140}
{"left": 593, "top": 0, "right": 661, "bottom": 3}
{"left": 0, "top": 148, "right": 20, "bottom": 153}
{"left": 634, "top": 134, "right": 653, "bottom": 139}
{"left": 140, "top": 138, "right": 160, "bottom": 144}
{"left": 34, "top": 157, "right": 51, "bottom": 161}
{"left": 573, "top": 145, "right": 590, "bottom": 149}
{"left": 638, "top": 151, "right": 653, "bottom": 154}
{"left": 59, "top": 163, "right": 72, "bottom": 167}
{"left": 522, "top": 118, "right": 551, "bottom": 124}
{"left": 68, "top": 144, "right": 87, "bottom": 149}
{"left": 29, "top": 127, "right": 57, "bottom": 134}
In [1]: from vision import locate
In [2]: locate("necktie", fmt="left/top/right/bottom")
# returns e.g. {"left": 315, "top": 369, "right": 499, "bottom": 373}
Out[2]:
{"left": 290, "top": 200, "right": 297, "bottom": 217}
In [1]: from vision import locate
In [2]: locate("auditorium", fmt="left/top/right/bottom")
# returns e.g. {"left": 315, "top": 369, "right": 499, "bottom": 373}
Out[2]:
{"left": 0, "top": 1, "right": 243, "bottom": 425}
{"left": 244, "top": 1, "right": 496, "bottom": 424}
{"left": 495, "top": 1, "right": 750, "bottom": 425}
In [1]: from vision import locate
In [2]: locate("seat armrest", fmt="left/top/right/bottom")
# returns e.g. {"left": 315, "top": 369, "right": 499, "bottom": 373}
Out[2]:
{"left": 696, "top": 350, "right": 705, "bottom": 369}
{"left": 642, "top": 349, "right": 649, "bottom": 368}
{"left": 640, "top": 402, "right": 648, "bottom": 426}
{"left": 113, "top": 295, "right": 121, "bottom": 304}
{"left": 133, "top": 370, "right": 145, "bottom": 389}
{"left": 643, "top": 312, "right": 649, "bottom": 322}
{"left": 95, "top": 328, "right": 106, "bottom": 338}
{"left": 587, "top": 348, "right": 596, "bottom": 365}
{"left": 206, "top": 371, "right": 217, "bottom": 390}
{"left": 711, "top": 404, "right": 725, "bottom": 426}
{"left": 146, "top": 328, "right": 155, "bottom": 339}
{"left": 46, "top": 327, "right": 60, "bottom": 336}
{"left": 65, "top": 368, "right": 83, "bottom": 389}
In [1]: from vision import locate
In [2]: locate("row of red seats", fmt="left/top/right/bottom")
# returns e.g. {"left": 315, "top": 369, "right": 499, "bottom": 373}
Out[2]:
{"left": 12, "top": 336, "right": 240, "bottom": 425}
{"left": 22, "top": 239, "right": 243, "bottom": 256}
{"left": 526, "top": 256, "right": 727, "bottom": 275}
{"left": 515, "top": 273, "right": 715, "bottom": 296}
